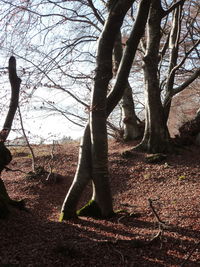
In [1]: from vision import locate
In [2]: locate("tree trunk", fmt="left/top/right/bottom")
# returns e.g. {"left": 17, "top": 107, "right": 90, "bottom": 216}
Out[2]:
{"left": 163, "top": 3, "right": 183, "bottom": 122}
{"left": 3, "top": 56, "right": 21, "bottom": 138}
{"left": 61, "top": 1, "right": 135, "bottom": 220}
{"left": 60, "top": 125, "right": 92, "bottom": 219}
{"left": 61, "top": 0, "right": 151, "bottom": 220}
{"left": 0, "top": 56, "right": 21, "bottom": 219}
{"left": 122, "top": 84, "right": 142, "bottom": 140}
{"left": 136, "top": 0, "right": 171, "bottom": 153}
{"left": 0, "top": 178, "right": 10, "bottom": 218}
{"left": 113, "top": 33, "right": 141, "bottom": 141}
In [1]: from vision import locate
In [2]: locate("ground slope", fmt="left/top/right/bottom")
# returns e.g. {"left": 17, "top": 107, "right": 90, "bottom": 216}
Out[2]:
{"left": 0, "top": 141, "right": 199, "bottom": 266}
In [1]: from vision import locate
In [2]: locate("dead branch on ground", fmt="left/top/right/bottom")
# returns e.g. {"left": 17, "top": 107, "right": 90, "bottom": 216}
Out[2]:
{"left": 181, "top": 240, "right": 200, "bottom": 266}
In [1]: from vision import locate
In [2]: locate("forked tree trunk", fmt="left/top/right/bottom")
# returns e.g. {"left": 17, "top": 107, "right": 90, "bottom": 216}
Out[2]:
{"left": 61, "top": 0, "right": 135, "bottom": 220}
{"left": 61, "top": 0, "right": 151, "bottom": 220}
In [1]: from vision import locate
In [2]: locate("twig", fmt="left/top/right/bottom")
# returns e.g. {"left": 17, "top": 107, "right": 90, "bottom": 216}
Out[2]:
{"left": 97, "top": 199, "right": 167, "bottom": 248}
{"left": 50, "top": 140, "right": 56, "bottom": 159}
{"left": 148, "top": 198, "right": 169, "bottom": 229}
{"left": 112, "top": 247, "right": 125, "bottom": 264}
{"left": 46, "top": 140, "right": 56, "bottom": 182}
{"left": 18, "top": 106, "right": 36, "bottom": 172}
{"left": 4, "top": 166, "right": 27, "bottom": 174}
{"left": 180, "top": 240, "right": 200, "bottom": 266}
{"left": 46, "top": 163, "right": 53, "bottom": 181}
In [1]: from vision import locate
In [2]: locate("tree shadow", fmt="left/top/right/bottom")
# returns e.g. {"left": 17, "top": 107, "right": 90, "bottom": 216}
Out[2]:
{"left": 2, "top": 142, "right": 199, "bottom": 266}
{"left": 1, "top": 180, "right": 200, "bottom": 266}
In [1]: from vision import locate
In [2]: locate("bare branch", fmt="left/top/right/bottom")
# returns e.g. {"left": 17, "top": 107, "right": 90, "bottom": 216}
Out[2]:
{"left": 87, "top": 0, "right": 105, "bottom": 25}
{"left": 167, "top": 39, "right": 200, "bottom": 85}
{"left": 172, "top": 68, "right": 200, "bottom": 95}
{"left": 18, "top": 106, "right": 36, "bottom": 172}
{"left": 2, "top": 56, "right": 21, "bottom": 140}
{"left": 181, "top": 240, "right": 200, "bottom": 267}
{"left": 163, "top": 0, "right": 185, "bottom": 17}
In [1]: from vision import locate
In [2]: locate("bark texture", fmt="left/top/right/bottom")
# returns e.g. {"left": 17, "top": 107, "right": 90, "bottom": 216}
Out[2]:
{"left": 61, "top": 0, "right": 136, "bottom": 219}
{"left": 0, "top": 56, "right": 22, "bottom": 219}
{"left": 61, "top": 0, "right": 151, "bottom": 220}
{"left": 113, "top": 33, "right": 141, "bottom": 141}
{"left": 163, "top": 3, "right": 183, "bottom": 121}
{"left": 122, "top": 84, "right": 141, "bottom": 141}
{"left": 136, "top": 0, "right": 171, "bottom": 153}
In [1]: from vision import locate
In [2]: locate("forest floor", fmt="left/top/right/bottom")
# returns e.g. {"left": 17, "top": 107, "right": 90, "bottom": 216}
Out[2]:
{"left": 0, "top": 140, "right": 200, "bottom": 267}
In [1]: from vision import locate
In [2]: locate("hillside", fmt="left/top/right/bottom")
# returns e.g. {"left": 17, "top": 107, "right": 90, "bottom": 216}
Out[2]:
{"left": 0, "top": 140, "right": 200, "bottom": 266}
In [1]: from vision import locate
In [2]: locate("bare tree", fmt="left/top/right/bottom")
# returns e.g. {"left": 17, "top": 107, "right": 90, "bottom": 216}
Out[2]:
{"left": 0, "top": 0, "right": 144, "bottom": 141}
{"left": 0, "top": 56, "right": 24, "bottom": 218}
{"left": 134, "top": 0, "right": 200, "bottom": 153}
{"left": 113, "top": 32, "right": 142, "bottom": 141}
{"left": 0, "top": 0, "right": 103, "bottom": 135}
{"left": 60, "top": 0, "right": 151, "bottom": 220}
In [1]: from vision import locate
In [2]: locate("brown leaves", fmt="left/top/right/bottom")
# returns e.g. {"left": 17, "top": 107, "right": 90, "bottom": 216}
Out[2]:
{"left": 0, "top": 141, "right": 200, "bottom": 266}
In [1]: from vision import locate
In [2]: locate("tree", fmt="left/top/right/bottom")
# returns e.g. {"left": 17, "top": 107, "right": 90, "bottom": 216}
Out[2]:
{"left": 0, "top": 56, "right": 24, "bottom": 218}
{"left": 0, "top": 0, "right": 100, "bottom": 137}
{"left": 0, "top": 0, "right": 199, "bottom": 148}
{"left": 0, "top": 0, "right": 144, "bottom": 142}
{"left": 134, "top": 0, "right": 200, "bottom": 153}
{"left": 177, "top": 106, "right": 200, "bottom": 145}
{"left": 60, "top": 0, "right": 151, "bottom": 220}
{"left": 113, "top": 32, "right": 142, "bottom": 141}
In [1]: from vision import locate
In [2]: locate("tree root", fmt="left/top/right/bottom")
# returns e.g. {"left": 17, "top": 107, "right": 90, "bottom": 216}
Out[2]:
{"left": 77, "top": 200, "right": 104, "bottom": 218}
{"left": 59, "top": 211, "right": 78, "bottom": 221}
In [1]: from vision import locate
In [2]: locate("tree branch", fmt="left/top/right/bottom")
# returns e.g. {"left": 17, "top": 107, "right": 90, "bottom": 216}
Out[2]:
{"left": 87, "top": 0, "right": 105, "bottom": 25}
{"left": 172, "top": 68, "right": 200, "bottom": 95}
{"left": 163, "top": 0, "right": 185, "bottom": 17}
{"left": 181, "top": 240, "right": 200, "bottom": 266}
{"left": 168, "top": 39, "right": 200, "bottom": 80}
{"left": 106, "top": 0, "right": 151, "bottom": 115}
{"left": 1, "top": 56, "right": 21, "bottom": 141}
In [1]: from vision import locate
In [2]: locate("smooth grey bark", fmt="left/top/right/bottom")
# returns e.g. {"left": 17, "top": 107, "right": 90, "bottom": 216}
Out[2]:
{"left": 122, "top": 84, "right": 141, "bottom": 140}
{"left": 113, "top": 33, "right": 141, "bottom": 141}
{"left": 106, "top": 0, "right": 151, "bottom": 114}
{"left": 61, "top": 0, "right": 136, "bottom": 219}
{"left": 61, "top": 124, "right": 92, "bottom": 219}
{"left": 162, "top": 1, "right": 200, "bottom": 124}
{"left": 136, "top": 0, "right": 200, "bottom": 153}
{"left": 61, "top": 0, "right": 151, "bottom": 220}
{"left": 136, "top": 0, "right": 171, "bottom": 153}
{"left": 163, "top": 3, "right": 183, "bottom": 121}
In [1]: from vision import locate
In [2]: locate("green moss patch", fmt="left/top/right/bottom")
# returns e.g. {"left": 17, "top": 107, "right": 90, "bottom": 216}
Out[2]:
{"left": 76, "top": 200, "right": 102, "bottom": 218}
{"left": 145, "top": 153, "right": 167, "bottom": 164}
{"left": 59, "top": 211, "right": 78, "bottom": 221}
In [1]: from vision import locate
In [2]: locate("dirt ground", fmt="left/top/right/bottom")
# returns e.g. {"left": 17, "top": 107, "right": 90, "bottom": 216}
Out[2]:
{"left": 0, "top": 140, "right": 200, "bottom": 266}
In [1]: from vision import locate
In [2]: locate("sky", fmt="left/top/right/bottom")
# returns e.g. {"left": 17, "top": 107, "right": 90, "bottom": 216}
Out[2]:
{"left": 0, "top": 0, "right": 97, "bottom": 144}
{"left": 0, "top": 69, "right": 85, "bottom": 144}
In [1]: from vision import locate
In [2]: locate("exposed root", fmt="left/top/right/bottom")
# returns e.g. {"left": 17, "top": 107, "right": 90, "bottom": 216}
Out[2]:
{"left": 59, "top": 211, "right": 78, "bottom": 222}
{"left": 76, "top": 200, "right": 103, "bottom": 218}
